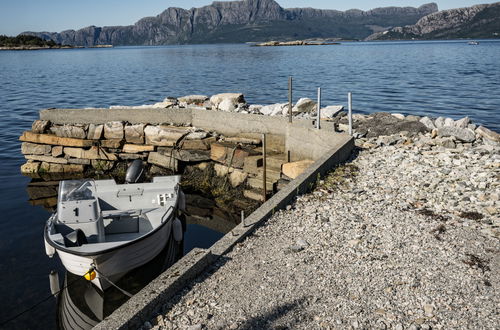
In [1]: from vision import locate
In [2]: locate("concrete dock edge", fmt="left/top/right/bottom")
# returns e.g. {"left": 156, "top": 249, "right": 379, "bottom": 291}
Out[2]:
{"left": 93, "top": 135, "right": 354, "bottom": 330}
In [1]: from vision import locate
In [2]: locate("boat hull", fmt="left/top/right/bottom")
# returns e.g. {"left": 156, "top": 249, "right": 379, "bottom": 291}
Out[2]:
{"left": 52, "top": 221, "right": 173, "bottom": 291}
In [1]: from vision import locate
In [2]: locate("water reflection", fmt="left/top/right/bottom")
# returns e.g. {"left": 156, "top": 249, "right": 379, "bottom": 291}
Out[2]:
{"left": 56, "top": 238, "right": 181, "bottom": 330}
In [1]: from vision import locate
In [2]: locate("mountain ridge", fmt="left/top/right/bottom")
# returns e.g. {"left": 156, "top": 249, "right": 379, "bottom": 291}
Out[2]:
{"left": 22, "top": 0, "right": 438, "bottom": 46}
{"left": 367, "top": 2, "right": 500, "bottom": 40}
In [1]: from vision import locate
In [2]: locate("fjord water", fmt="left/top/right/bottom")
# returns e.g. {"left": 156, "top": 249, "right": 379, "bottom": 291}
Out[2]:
{"left": 0, "top": 40, "right": 499, "bottom": 329}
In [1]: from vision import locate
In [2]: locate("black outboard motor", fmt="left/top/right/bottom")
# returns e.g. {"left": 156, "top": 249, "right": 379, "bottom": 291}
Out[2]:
{"left": 125, "top": 159, "right": 144, "bottom": 183}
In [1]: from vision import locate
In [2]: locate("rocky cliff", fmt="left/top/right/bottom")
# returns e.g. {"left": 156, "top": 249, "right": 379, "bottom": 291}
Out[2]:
{"left": 367, "top": 2, "right": 500, "bottom": 40}
{"left": 22, "top": 0, "right": 437, "bottom": 46}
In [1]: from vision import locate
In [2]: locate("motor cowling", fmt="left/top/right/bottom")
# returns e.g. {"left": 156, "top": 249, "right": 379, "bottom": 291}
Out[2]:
{"left": 125, "top": 159, "right": 144, "bottom": 183}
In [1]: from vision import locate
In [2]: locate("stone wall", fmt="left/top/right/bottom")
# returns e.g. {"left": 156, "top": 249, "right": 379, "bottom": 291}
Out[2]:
{"left": 19, "top": 119, "right": 326, "bottom": 202}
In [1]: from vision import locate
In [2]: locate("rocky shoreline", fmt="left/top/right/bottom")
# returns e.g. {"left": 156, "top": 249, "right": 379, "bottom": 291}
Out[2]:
{"left": 138, "top": 105, "right": 499, "bottom": 329}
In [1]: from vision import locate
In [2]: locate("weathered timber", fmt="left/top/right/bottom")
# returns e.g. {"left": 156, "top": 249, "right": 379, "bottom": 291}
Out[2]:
{"left": 122, "top": 144, "right": 155, "bottom": 153}
{"left": 20, "top": 131, "right": 93, "bottom": 147}
{"left": 25, "top": 155, "right": 68, "bottom": 164}
{"left": 64, "top": 146, "right": 118, "bottom": 161}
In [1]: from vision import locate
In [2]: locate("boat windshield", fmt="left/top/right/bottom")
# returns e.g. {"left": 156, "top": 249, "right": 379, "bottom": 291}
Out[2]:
{"left": 59, "top": 180, "right": 96, "bottom": 202}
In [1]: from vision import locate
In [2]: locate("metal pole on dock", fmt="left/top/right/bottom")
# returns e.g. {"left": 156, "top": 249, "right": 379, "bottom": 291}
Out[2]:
{"left": 288, "top": 77, "right": 293, "bottom": 123}
{"left": 348, "top": 92, "right": 353, "bottom": 136}
{"left": 262, "top": 133, "right": 267, "bottom": 202}
{"left": 316, "top": 87, "right": 321, "bottom": 130}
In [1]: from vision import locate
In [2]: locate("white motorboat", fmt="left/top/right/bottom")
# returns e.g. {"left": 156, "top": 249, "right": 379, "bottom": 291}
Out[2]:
{"left": 44, "top": 161, "right": 185, "bottom": 291}
{"left": 468, "top": 41, "right": 479, "bottom": 45}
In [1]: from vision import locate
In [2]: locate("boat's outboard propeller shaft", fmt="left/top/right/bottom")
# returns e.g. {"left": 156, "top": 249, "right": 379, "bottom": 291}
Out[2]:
{"left": 125, "top": 159, "right": 144, "bottom": 183}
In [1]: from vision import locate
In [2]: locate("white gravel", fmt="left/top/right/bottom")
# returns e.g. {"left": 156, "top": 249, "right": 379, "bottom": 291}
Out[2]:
{"left": 148, "top": 135, "right": 499, "bottom": 330}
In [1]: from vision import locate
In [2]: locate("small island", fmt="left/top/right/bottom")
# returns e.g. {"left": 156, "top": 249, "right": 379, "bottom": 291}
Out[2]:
{"left": 0, "top": 35, "right": 77, "bottom": 50}
{"left": 252, "top": 40, "right": 341, "bottom": 47}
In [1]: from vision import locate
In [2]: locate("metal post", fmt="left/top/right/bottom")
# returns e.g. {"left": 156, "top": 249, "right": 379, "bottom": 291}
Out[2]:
{"left": 241, "top": 210, "right": 245, "bottom": 227}
{"left": 262, "top": 133, "right": 267, "bottom": 202}
{"left": 288, "top": 76, "right": 293, "bottom": 123}
{"left": 348, "top": 92, "right": 353, "bottom": 136}
{"left": 316, "top": 87, "right": 321, "bottom": 129}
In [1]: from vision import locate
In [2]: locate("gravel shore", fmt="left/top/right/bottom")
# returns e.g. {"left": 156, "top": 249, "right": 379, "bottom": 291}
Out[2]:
{"left": 147, "top": 129, "right": 499, "bottom": 330}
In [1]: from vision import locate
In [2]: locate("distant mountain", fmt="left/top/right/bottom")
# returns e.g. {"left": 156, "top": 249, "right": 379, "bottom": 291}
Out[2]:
{"left": 22, "top": 0, "right": 438, "bottom": 46}
{"left": 367, "top": 2, "right": 500, "bottom": 40}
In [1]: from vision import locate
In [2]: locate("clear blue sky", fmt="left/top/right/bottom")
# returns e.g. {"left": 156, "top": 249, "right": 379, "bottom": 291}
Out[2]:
{"left": 0, "top": 0, "right": 496, "bottom": 36}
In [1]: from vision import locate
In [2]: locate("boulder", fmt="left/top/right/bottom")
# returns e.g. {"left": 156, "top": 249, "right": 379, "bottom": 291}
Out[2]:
{"left": 100, "top": 140, "right": 122, "bottom": 148}
{"left": 260, "top": 103, "right": 287, "bottom": 116}
{"left": 50, "top": 125, "right": 87, "bottom": 139}
{"left": 248, "top": 104, "right": 263, "bottom": 113}
{"left": 144, "top": 125, "right": 189, "bottom": 146}
{"left": 210, "top": 93, "right": 245, "bottom": 111}
{"left": 444, "top": 117, "right": 455, "bottom": 127}
{"left": 320, "top": 106, "right": 344, "bottom": 119}
{"left": 147, "top": 152, "right": 178, "bottom": 171}
{"left": 119, "top": 153, "right": 147, "bottom": 160}
{"left": 391, "top": 113, "right": 405, "bottom": 120}
{"left": 476, "top": 126, "right": 500, "bottom": 143}
{"left": 185, "top": 131, "right": 208, "bottom": 140}
{"left": 405, "top": 115, "right": 421, "bottom": 122}
{"left": 40, "top": 162, "right": 84, "bottom": 173}
{"left": 230, "top": 170, "right": 248, "bottom": 188}
{"left": 51, "top": 146, "right": 63, "bottom": 157}
{"left": 181, "top": 139, "right": 210, "bottom": 150}
{"left": 437, "top": 127, "right": 475, "bottom": 142}
{"left": 434, "top": 117, "right": 445, "bottom": 128}
{"left": 455, "top": 116, "right": 470, "bottom": 128}
{"left": 419, "top": 116, "right": 436, "bottom": 130}
{"left": 178, "top": 95, "right": 208, "bottom": 106}
{"left": 67, "top": 158, "right": 91, "bottom": 165}
{"left": 158, "top": 147, "right": 211, "bottom": 162}
{"left": 104, "top": 122, "right": 124, "bottom": 140}
{"left": 210, "top": 142, "right": 258, "bottom": 168}
{"left": 292, "top": 98, "right": 316, "bottom": 113}
{"left": 21, "top": 162, "right": 40, "bottom": 174}
{"left": 32, "top": 120, "right": 50, "bottom": 134}
{"left": 87, "top": 124, "right": 104, "bottom": 140}
{"left": 151, "top": 99, "right": 177, "bottom": 108}
{"left": 21, "top": 142, "right": 51, "bottom": 155}
{"left": 282, "top": 160, "right": 314, "bottom": 179}
{"left": 224, "top": 136, "right": 261, "bottom": 145}
{"left": 125, "top": 124, "right": 145, "bottom": 144}
{"left": 218, "top": 98, "right": 237, "bottom": 112}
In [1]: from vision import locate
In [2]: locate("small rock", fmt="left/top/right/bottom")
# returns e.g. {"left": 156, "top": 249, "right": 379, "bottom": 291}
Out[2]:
{"left": 405, "top": 115, "right": 420, "bottom": 122}
{"left": 392, "top": 113, "right": 405, "bottom": 120}
{"left": 420, "top": 116, "right": 436, "bottom": 130}
{"left": 292, "top": 98, "right": 316, "bottom": 113}
{"left": 423, "top": 304, "right": 434, "bottom": 317}
{"left": 444, "top": 117, "right": 455, "bottom": 127}
{"left": 455, "top": 116, "right": 470, "bottom": 128}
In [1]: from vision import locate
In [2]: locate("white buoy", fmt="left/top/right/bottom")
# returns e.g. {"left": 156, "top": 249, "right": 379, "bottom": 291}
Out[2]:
{"left": 173, "top": 218, "right": 183, "bottom": 242}
{"left": 49, "top": 270, "right": 60, "bottom": 296}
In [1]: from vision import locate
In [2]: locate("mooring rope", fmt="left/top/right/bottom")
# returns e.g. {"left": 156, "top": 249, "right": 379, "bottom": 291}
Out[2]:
{"left": 91, "top": 265, "right": 133, "bottom": 298}
{"left": 0, "top": 269, "right": 93, "bottom": 327}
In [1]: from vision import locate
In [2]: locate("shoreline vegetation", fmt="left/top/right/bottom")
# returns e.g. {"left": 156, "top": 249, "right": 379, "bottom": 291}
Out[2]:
{"left": 0, "top": 35, "right": 113, "bottom": 50}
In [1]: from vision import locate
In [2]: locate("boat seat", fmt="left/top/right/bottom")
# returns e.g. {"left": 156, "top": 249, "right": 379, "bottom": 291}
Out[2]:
{"left": 64, "top": 229, "right": 88, "bottom": 247}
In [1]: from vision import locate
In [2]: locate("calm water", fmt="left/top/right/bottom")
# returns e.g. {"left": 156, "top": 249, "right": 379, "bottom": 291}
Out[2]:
{"left": 1, "top": 40, "right": 499, "bottom": 329}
